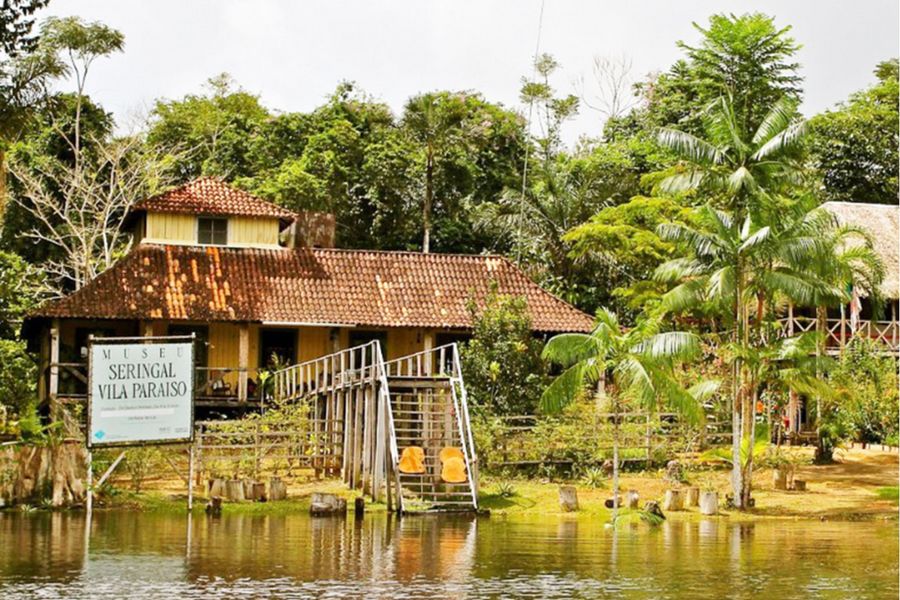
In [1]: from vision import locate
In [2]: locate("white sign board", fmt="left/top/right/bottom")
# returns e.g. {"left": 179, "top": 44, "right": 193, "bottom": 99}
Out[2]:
{"left": 88, "top": 341, "right": 194, "bottom": 447}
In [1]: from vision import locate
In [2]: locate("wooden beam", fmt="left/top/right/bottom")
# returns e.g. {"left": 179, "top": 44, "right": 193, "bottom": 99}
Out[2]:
{"left": 49, "top": 320, "right": 60, "bottom": 411}
{"left": 238, "top": 323, "right": 249, "bottom": 402}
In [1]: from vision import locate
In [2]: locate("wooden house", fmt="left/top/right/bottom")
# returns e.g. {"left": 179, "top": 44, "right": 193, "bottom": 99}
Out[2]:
{"left": 23, "top": 178, "right": 594, "bottom": 412}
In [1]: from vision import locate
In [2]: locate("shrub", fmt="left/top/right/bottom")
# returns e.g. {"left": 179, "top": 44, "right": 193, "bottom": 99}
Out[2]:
{"left": 0, "top": 339, "right": 38, "bottom": 418}
{"left": 829, "top": 338, "right": 899, "bottom": 445}
{"left": 460, "top": 287, "right": 548, "bottom": 415}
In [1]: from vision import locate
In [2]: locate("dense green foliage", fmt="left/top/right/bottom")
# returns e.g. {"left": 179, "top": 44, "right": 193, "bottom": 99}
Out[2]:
{"left": 460, "top": 288, "right": 547, "bottom": 415}
{"left": 829, "top": 339, "right": 899, "bottom": 445}
{"left": 809, "top": 59, "right": 899, "bottom": 204}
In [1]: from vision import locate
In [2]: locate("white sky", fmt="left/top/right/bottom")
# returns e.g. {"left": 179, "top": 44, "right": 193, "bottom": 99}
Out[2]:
{"left": 46, "top": 0, "right": 899, "bottom": 145}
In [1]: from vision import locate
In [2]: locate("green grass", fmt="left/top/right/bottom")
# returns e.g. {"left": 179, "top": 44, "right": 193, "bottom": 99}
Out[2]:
{"left": 876, "top": 486, "right": 899, "bottom": 504}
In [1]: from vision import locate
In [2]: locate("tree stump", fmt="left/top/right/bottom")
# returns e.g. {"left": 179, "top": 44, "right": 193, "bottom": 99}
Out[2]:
{"left": 685, "top": 487, "right": 700, "bottom": 507}
{"left": 558, "top": 485, "right": 579, "bottom": 512}
{"left": 662, "top": 489, "right": 683, "bottom": 511}
{"left": 643, "top": 500, "right": 665, "bottom": 520}
{"left": 251, "top": 482, "right": 267, "bottom": 502}
{"left": 242, "top": 478, "right": 255, "bottom": 499}
{"left": 625, "top": 490, "right": 640, "bottom": 509}
{"left": 206, "top": 496, "right": 223, "bottom": 516}
{"left": 792, "top": 480, "right": 806, "bottom": 492}
{"left": 310, "top": 493, "right": 347, "bottom": 516}
{"left": 354, "top": 496, "right": 365, "bottom": 516}
{"left": 208, "top": 479, "right": 225, "bottom": 497}
{"left": 772, "top": 469, "right": 788, "bottom": 490}
{"left": 699, "top": 491, "right": 718, "bottom": 515}
{"left": 269, "top": 477, "right": 287, "bottom": 501}
{"left": 225, "top": 479, "right": 245, "bottom": 502}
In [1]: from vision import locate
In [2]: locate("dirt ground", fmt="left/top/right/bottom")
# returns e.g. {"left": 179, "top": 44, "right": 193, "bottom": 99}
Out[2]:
{"left": 748, "top": 447, "right": 899, "bottom": 518}
{"left": 478, "top": 446, "right": 899, "bottom": 519}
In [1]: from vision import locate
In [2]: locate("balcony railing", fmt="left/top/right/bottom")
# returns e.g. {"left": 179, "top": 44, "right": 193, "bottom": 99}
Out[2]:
{"left": 778, "top": 317, "right": 899, "bottom": 354}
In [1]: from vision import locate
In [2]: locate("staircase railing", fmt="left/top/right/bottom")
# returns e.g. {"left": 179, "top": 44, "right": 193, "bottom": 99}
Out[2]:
{"left": 383, "top": 343, "right": 478, "bottom": 510}
{"left": 369, "top": 340, "right": 403, "bottom": 512}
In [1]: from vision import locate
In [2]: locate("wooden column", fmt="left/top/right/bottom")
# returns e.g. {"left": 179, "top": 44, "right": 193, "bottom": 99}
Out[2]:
{"left": 787, "top": 304, "right": 799, "bottom": 434}
{"left": 423, "top": 330, "right": 434, "bottom": 376}
{"left": 238, "top": 323, "right": 249, "bottom": 402}
{"left": 37, "top": 325, "right": 50, "bottom": 406}
{"left": 48, "top": 319, "right": 60, "bottom": 413}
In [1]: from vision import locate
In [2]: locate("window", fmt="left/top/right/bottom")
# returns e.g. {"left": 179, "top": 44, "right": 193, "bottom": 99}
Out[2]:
{"left": 198, "top": 217, "right": 228, "bottom": 245}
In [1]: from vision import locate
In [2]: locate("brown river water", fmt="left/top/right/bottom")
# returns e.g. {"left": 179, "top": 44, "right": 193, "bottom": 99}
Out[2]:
{"left": 0, "top": 511, "right": 897, "bottom": 599}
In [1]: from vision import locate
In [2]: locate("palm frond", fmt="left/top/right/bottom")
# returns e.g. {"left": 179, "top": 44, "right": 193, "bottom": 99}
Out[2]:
{"left": 632, "top": 331, "right": 701, "bottom": 361}
{"left": 752, "top": 121, "right": 808, "bottom": 161}
{"left": 657, "top": 128, "right": 722, "bottom": 164}
{"left": 541, "top": 333, "right": 600, "bottom": 367}
{"left": 752, "top": 96, "right": 799, "bottom": 146}
{"left": 540, "top": 362, "right": 589, "bottom": 414}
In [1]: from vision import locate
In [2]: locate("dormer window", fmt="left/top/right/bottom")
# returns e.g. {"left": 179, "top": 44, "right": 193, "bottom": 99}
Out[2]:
{"left": 198, "top": 217, "right": 228, "bottom": 245}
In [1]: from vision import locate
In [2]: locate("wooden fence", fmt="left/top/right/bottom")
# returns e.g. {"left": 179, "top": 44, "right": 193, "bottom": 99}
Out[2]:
{"left": 487, "top": 412, "right": 732, "bottom": 470}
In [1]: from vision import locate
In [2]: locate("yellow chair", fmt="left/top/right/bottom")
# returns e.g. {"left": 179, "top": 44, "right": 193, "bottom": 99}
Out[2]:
{"left": 398, "top": 446, "right": 426, "bottom": 474}
{"left": 439, "top": 447, "right": 465, "bottom": 463}
{"left": 441, "top": 456, "right": 467, "bottom": 484}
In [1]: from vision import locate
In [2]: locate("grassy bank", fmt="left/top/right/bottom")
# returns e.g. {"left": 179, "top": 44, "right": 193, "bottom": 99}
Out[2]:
{"left": 8, "top": 448, "right": 895, "bottom": 522}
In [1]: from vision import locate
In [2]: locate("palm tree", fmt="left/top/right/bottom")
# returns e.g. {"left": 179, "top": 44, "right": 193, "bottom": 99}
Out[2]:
{"left": 653, "top": 94, "right": 807, "bottom": 509}
{"left": 541, "top": 308, "right": 712, "bottom": 521}
{"left": 654, "top": 199, "right": 881, "bottom": 506}
{"left": 402, "top": 92, "right": 468, "bottom": 253}
{"left": 656, "top": 95, "right": 808, "bottom": 218}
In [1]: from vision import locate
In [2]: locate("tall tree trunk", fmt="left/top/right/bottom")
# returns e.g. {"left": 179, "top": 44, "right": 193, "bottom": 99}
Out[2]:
{"left": 741, "top": 382, "right": 758, "bottom": 507}
{"left": 612, "top": 396, "right": 620, "bottom": 524}
{"left": 815, "top": 304, "right": 827, "bottom": 459}
{"left": 731, "top": 269, "right": 744, "bottom": 509}
{"left": 423, "top": 152, "right": 433, "bottom": 254}
{"left": 0, "top": 148, "right": 7, "bottom": 226}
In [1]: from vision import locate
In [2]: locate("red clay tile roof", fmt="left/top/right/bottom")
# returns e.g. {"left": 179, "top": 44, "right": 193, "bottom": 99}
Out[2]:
{"left": 29, "top": 245, "right": 594, "bottom": 332}
{"left": 131, "top": 177, "right": 296, "bottom": 220}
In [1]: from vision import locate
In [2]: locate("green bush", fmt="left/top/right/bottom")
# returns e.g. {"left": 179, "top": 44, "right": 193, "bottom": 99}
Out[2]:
{"left": 460, "top": 287, "right": 548, "bottom": 415}
{"left": 830, "top": 338, "right": 899, "bottom": 445}
{"left": 0, "top": 339, "right": 38, "bottom": 418}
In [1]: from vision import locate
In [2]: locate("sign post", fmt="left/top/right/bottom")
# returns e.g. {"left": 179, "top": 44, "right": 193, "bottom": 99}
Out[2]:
{"left": 86, "top": 334, "right": 195, "bottom": 513}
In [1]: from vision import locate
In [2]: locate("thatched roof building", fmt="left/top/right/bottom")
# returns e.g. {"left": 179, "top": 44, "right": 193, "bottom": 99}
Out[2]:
{"left": 822, "top": 201, "right": 899, "bottom": 300}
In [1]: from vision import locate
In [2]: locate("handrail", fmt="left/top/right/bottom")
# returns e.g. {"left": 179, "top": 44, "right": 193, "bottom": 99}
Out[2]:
{"left": 449, "top": 344, "right": 478, "bottom": 509}
{"left": 370, "top": 340, "right": 403, "bottom": 512}
{"left": 382, "top": 343, "right": 456, "bottom": 378}
{"left": 272, "top": 341, "right": 381, "bottom": 402}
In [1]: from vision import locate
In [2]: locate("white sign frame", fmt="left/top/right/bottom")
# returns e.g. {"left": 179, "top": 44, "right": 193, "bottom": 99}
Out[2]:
{"left": 86, "top": 335, "right": 196, "bottom": 448}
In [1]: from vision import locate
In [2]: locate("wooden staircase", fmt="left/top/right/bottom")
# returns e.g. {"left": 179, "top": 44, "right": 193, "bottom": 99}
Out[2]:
{"left": 272, "top": 341, "right": 478, "bottom": 513}
{"left": 383, "top": 345, "right": 478, "bottom": 513}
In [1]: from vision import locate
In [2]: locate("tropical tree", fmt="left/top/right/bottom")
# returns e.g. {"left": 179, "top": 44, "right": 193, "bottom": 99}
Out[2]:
{"left": 0, "top": 1, "right": 61, "bottom": 218}
{"left": 809, "top": 58, "right": 899, "bottom": 205}
{"left": 677, "top": 13, "right": 802, "bottom": 134}
{"left": 541, "top": 308, "right": 709, "bottom": 521}
{"left": 402, "top": 92, "right": 469, "bottom": 253}
{"left": 654, "top": 196, "right": 881, "bottom": 506}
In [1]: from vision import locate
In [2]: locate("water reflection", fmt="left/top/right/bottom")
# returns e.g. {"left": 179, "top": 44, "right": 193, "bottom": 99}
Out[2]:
{"left": 0, "top": 510, "right": 896, "bottom": 599}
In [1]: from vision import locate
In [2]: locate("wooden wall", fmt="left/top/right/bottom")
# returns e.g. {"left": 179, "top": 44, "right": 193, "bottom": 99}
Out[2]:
{"left": 229, "top": 216, "right": 280, "bottom": 247}
{"left": 142, "top": 213, "right": 281, "bottom": 247}
{"left": 387, "top": 329, "right": 422, "bottom": 359}
{"left": 144, "top": 213, "right": 195, "bottom": 243}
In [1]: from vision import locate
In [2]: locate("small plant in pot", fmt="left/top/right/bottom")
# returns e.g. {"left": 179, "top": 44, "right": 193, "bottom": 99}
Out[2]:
{"left": 767, "top": 447, "right": 793, "bottom": 491}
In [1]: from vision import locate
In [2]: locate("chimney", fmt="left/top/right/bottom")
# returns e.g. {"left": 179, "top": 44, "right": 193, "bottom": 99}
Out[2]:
{"left": 288, "top": 211, "right": 336, "bottom": 248}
